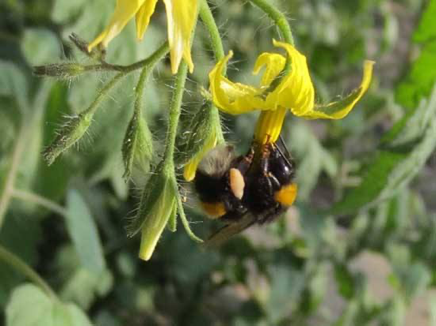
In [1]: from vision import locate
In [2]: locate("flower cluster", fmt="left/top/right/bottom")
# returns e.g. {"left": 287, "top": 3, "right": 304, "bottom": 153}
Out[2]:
{"left": 43, "top": 0, "right": 374, "bottom": 261}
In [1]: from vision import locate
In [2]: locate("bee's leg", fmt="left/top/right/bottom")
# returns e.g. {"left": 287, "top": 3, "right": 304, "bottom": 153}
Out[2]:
{"left": 235, "top": 146, "right": 255, "bottom": 175}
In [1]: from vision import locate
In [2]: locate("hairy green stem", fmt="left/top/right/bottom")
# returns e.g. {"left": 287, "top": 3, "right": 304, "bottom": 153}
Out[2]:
{"left": 199, "top": 0, "right": 225, "bottom": 61}
{"left": 175, "top": 182, "right": 203, "bottom": 243}
{"left": 250, "top": 0, "right": 294, "bottom": 94}
{"left": 199, "top": 0, "right": 225, "bottom": 143}
{"left": 83, "top": 73, "right": 126, "bottom": 115}
{"left": 250, "top": 0, "right": 294, "bottom": 46}
{"left": 0, "top": 245, "right": 59, "bottom": 301}
{"left": 85, "top": 42, "right": 169, "bottom": 116}
{"left": 164, "top": 63, "right": 189, "bottom": 162}
{"left": 83, "top": 42, "right": 170, "bottom": 74}
{"left": 0, "top": 120, "right": 29, "bottom": 229}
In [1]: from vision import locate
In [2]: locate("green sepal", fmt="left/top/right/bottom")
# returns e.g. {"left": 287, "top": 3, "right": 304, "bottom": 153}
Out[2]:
{"left": 42, "top": 112, "right": 93, "bottom": 165}
{"left": 175, "top": 102, "right": 222, "bottom": 167}
{"left": 122, "top": 109, "right": 153, "bottom": 180}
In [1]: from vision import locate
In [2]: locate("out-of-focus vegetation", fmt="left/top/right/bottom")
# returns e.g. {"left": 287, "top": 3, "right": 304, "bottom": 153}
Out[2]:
{"left": 1, "top": 0, "right": 436, "bottom": 325}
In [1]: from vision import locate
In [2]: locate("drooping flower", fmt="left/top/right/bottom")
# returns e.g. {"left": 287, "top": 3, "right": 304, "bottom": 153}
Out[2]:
{"left": 88, "top": 0, "right": 197, "bottom": 74}
{"left": 209, "top": 40, "right": 374, "bottom": 144}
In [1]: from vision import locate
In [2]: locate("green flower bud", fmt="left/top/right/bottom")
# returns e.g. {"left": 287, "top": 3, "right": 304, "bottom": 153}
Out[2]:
{"left": 122, "top": 110, "right": 153, "bottom": 180}
{"left": 127, "top": 163, "right": 177, "bottom": 261}
{"left": 42, "top": 112, "right": 93, "bottom": 165}
{"left": 33, "top": 63, "right": 86, "bottom": 79}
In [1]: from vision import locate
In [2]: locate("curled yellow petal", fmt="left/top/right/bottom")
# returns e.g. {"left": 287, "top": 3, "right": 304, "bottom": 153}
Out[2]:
{"left": 253, "top": 53, "right": 286, "bottom": 87}
{"left": 163, "top": 0, "right": 198, "bottom": 74}
{"left": 135, "top": 0, "right": 158, "bottom": 40}
{"left": 88, "top": 0, "right": 146, "bottom": 51}
{"left": 209, "top": 40, "right": 315, "bottom": 116}
{"left": 299, "top": 60, "right": 375, "bottom": 119}
{"left": 209, "top": 52, "right": 267, "bottom": 115}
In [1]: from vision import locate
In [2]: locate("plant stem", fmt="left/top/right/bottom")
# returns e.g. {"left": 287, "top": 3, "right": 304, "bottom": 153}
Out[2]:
{"left": 0, "top": 245, "right": 59, "bottom": 301}
{"left": 83, "top": 42, "right": 169, "bottom": 117}
{"left": 199, "top": 0, "right": 225, "bottom": 142}
{"left": 0, "top": 120, "right": 28, "bottom": 229}
{"left": 175, "top": 183, "right": 203, "bottom": 243}
{"left": 199, "top": 0, "right": 225, "bottom": 61}
{"left": 83, "top": 42, "right": 169, "bottom": 74}
{"left": 83, "top": 72, "right": 126, "bottom": 115}
{"left": 249, "top": 0, "right": 294, "bottom": 46}
{"left": 11, "top": 189, "right": 68, "bottom": 216}
{"left": 250, "top": 0, "right": 294, "bottom": 94}
{"left": 163, "top": 63, "right": 189, "bottom": 162}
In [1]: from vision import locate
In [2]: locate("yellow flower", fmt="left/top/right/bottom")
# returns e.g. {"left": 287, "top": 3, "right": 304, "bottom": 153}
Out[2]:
{"left": 88, "top": 0, "right": 197, "bottom": 74}
{"left": 209, "top": 40, "right": 374, "bottom": 144}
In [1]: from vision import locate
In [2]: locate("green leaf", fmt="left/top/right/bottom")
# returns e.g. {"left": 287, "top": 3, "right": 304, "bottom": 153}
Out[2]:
{"left": 34, "top": 83, "right": 73, "bottom": 201}
{"left": 332, "top": 85, "right": 436, "bottom": 214}
{"left": 0, "top": 215, "right": 41, "bottom": 306}
{"left": 66, "top": 189, "right": 106, "bottom": 274}
{"left": 0, "top": 60, "right": 28, "bottom": 113}
{"left": 266, "top": 264, "right": 305, "bottom": 322}
{"left": 61, "top": 268, "right": 113, "bottom": 309}
{"left": 6, "top": 283, "right": 92, "bottom": 326}
{"left": 396, "top": 0, "right": 436, "bottom": 108}
{"left": 335, "top": 264, "right": 356, "bottom": 299}
{"left": 21, "top": 29, "right": 61, "bottom": 66}
{"left": 413, "top": 0, "right": 436, "bottom": 43}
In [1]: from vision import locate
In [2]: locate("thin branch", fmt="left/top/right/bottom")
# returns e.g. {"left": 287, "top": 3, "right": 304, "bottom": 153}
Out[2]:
{"left": 0, "top": 123, "right": 28, "bottom": 229}
{"left": 0, "top": 245, "right": 59, "bottom": 301}
{"left": 11, "top": 189, "right": 68, "bottom": 217}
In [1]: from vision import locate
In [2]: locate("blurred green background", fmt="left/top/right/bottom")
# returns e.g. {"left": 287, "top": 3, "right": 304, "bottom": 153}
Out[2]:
{"left": 1, "top": 0, "right": 436, "bottom": 325}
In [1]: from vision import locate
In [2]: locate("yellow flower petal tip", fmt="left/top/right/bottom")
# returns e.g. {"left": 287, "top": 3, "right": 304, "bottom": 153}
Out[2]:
{"left": 183, "top": 133, "right": 218, "bottom": 181}
{"left": 88, "top": 0, "right": 197, "bottom": 75}
{"left": 183, "top": 161, "right": 197, "bottom": 182}
{"left": 302, "top": 59, "right": 375, "bottom": 120}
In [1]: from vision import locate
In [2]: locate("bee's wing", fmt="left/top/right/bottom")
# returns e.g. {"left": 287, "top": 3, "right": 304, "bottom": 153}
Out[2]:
{"left": 203, "top": 214, "right": 256, "bottom": 248}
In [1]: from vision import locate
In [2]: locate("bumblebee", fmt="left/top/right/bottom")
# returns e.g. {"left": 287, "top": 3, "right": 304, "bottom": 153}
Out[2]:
{"left": 194, "top": 139, "right": 297, "bottom": 246}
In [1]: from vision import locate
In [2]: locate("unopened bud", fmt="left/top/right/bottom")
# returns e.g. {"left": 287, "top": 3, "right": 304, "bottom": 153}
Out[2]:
{"left": 137, "top": 173, "right": 177, "bottom": 261}
{"left": 42, "top": 112, "right": 93, "bottom": 165}
{"left": 175, "top": 103, "right": 216, "bottom": 166}
{"left": 122, "top": 110, "right": 153, "bottom": 180}
{"left": 33, "top": 63, "right": 85, "bottom": 79}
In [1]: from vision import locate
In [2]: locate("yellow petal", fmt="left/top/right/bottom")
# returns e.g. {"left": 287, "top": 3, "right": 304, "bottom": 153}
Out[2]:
{"left": 269, "top": 40, "right": 315, "bottom": 116}
{"left": 209, "top": 52, "right": 268, "bottom": 115}
{"left": 135, "top": 0, "right": 159, "bottom": 40}
{"left": 209, "top": 40, "right": 316, "bottom": 116}
{"left": 300, "top": 60, "right": 375, "bottom": 119}
{"left": 163, "top": 0, "right": 198, "bottom": 74}
{"left": 253, "top": 53, "right": 286, "bottom": 87}
{"left": 254, "top": 107, "right": 288, "bottom": 144}
{"left": 183, "top": 131, "right": 217, "bottom": 181}
{"left": 88, "top": 0, "right": 146, "bottom": 51}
